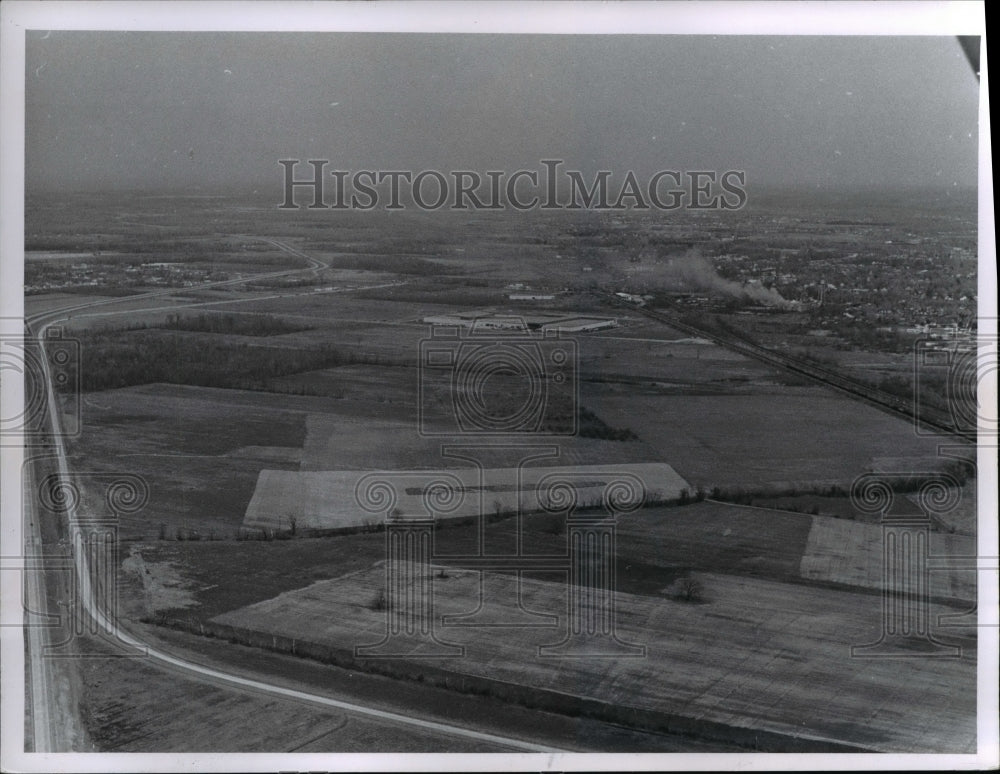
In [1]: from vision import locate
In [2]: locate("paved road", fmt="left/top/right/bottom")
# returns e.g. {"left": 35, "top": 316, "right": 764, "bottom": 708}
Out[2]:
{"left": 23, "top": 472, "right": 56, "bottom": 752}
{"left": 22, "top": 238, "right": 569, "bottom": 754}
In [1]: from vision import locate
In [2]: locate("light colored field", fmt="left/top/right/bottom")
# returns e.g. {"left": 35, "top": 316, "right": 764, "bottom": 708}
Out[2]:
{"left": 252, "top": 319, "right": 429, "bottom": 355}
{"left": 243, "top": 462, "right": 688, "bottom": 531}
{"left": 219, "top": 293, "right": 475, "bottom": 326}
{"left": 798, "top": 513, "right": 976, "bottom": 602}
{"left": 905, "top": 484, "right": 978, "bottom": 536}
{"left": 212, "top": 562, "right": 976, "bottom": 753}
{"left": 120, "top": 545, "right": 200, "bottom": 618}
{"left": 70, "top": 376, "right": 669, "bottom": 540}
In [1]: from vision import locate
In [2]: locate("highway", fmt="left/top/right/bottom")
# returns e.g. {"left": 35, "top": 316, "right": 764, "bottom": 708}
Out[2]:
{"left": 23, "top": 474, "right": 57, "bottom": 752}
{"left": 22, "top": 237, "right": 570, "bottom": 754}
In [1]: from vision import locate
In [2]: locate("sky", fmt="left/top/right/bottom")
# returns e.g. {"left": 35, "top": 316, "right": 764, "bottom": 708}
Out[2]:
{"left": 24, "top": 32, "right": 980, "bottom": 193}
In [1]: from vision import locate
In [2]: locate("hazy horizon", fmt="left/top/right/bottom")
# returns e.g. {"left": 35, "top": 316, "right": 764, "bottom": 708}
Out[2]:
{"left": 25, "top": 33, "right": 979, "bottom": 195}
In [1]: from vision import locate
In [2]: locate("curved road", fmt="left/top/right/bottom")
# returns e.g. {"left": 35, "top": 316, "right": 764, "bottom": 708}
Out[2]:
{"left": 23, "top": 238, "right": 569, "bottom": 754}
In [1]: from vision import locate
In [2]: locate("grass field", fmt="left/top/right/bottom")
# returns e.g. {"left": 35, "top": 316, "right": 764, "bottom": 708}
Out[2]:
{"left": 75, "top": 631, "right": 503, "bottom": 752}
{"left": 28, "top": 191, "right": 981, "bottom": 754}
{"left": 242, "top": 462, "right": 688, "bottom": 531}
{"left": 120, "top": 500, "right": 798, "bottom": 620}
{"left": 61, "top": 363, "right": 678, "bottom": 542}
{"left": 590, "top": 388, "right": 959, "bottom": 489}
{"left": 209, "top": 561, "right": 975, "bottom": 753}
{"left": 799, "top": 514, "right": 976, "bottom": 602}
{"left": 120, "top": 494, "right": 974, "bottom": 620}
{"left": 63, "top": 383, "right": 311, "bottom": 539}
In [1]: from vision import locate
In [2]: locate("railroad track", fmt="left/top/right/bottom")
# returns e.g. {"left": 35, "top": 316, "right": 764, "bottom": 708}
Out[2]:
{"left": 614, "top": 298, "right": 976, "bottom": 445}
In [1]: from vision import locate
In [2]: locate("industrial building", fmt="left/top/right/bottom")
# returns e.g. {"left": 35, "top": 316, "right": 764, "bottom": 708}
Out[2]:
{"left": 422, "top": 312, "right": 616, "bottom": 333}
{"left": 540, "top": 317, "right": 617, "bottom": 333}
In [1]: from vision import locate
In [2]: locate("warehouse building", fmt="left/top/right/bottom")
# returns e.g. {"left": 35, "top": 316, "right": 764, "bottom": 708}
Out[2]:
{"left": 422, "top": 312, "right": 616, "bottom": 333}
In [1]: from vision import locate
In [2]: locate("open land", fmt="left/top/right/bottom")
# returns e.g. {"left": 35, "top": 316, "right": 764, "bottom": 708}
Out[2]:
{"left": 206, "top": 562, "right": 975, "bottom": 753}
{"left": 24, "top": 189, "right": 979, "bottom": 753}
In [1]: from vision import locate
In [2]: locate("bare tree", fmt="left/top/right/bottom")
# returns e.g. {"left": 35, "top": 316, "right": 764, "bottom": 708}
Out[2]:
{"left": 668, "top": 575, "right": 704, "bottom": 603}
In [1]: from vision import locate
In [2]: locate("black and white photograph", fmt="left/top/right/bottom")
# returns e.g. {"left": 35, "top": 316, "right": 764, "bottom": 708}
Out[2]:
{"left": 1, "top": 2, "right": 995, "bottom": 771}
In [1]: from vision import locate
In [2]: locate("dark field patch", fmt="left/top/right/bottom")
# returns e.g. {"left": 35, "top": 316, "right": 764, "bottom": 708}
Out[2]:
{"left": 122, "top": 500, "right": 816, "bottom": 622}
{"left": 64, "top": 384, "right": 308, "bottom": 540}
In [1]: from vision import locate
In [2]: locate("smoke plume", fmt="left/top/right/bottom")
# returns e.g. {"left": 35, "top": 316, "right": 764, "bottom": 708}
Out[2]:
{"left": 628, "top": 248, "right": 791, "bottom": 307}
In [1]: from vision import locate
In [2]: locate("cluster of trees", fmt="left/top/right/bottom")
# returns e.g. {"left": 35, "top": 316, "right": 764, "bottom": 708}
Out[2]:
{"left": 159, "top": 313, "right": 312, "bottom": 337}
{"left": 73, "top": 330, "right": 358, "bottom": 392}
{"left": 676, "top": 488, "right": 707, "bottom": 505}
{"left": 709, "top": 483, "right": 847, "bottom": 505}
{"left": 235, "top": 526, "right": 296, "bottom": 541}
{"left": 369, "top": 587, "right": 388, "bottom": 611}
{"left": 356, "top": 282, "right": 499, "bottom": 306}
{"left": 665, "top": 575, "right": 705, "bottom": 603}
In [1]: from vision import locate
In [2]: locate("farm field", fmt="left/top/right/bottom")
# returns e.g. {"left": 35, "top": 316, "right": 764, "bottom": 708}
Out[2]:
{"left": 84, "top": 622, "right": 743, "bottom": 752}
{"left": 25, "top": 293, "right": 123, "bottom": 314}
{"left": 117, "top": 500, "right": 813, "bottom": 622}
{"left": 209, "top": 561, "right": 976, "bottom": 753}
{"left": 611, "top": 501, "right": 975, "bottom": 601}
{"left": 589, "top": 388, "right": 962, "bottom": 489}
{"left": 242, "top": 462, "right": 688, "bottom": 532}
{"left": 75, "top": 633, "right": 502, "bottom": 752}
{"left": 24, "top": 191, "right": 982, "bottom": 756}
{"left": 62, "top": 383, "right": 311, "bottom": 539}
{"left": 119, "top": 497, "right": 975, "bottom": 627}
{"left": 906, "top": 483, "right": 978, "bottom": 535}
{"left": 798, "top": 514, "right": 975, "bottom": 601}
{"left": 64, "top": 371, "right": 667, "bottom": 541}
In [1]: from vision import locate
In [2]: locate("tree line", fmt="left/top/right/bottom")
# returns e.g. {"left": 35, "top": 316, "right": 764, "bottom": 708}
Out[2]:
{"left": 70, "top": 329, "right": 362, "bottom": 392}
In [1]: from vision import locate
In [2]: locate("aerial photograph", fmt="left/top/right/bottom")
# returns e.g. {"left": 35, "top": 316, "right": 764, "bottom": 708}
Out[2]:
{"left": 1, "top": 3, "right": 995, "bottom": 771}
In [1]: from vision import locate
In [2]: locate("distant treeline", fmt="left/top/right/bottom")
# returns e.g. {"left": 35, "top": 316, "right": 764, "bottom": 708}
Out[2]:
{"left": 708, "top": 459, "right": 975, "bottom": 505}
{"left": 158, "top": 313, "right": 312, "bottom": 337}
{"left": 70, "top": 329, "right": 360, "bottom": 392}
{"left": 355, "top": 285, "right": 501, "bottom": 306}
{"left": 25, "top": 235, "right": 222, "bottom": 254}
{"left": 25, "top": 235, "right": 309, "bottom": 268}
{"left": 326, "top": 253, "right": 459, "bottom": 275}
{"left": 88, "top": 313, "right": 312, "bottom": 337}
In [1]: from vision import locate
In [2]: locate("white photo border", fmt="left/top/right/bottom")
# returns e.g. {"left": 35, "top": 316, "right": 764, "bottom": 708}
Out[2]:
{"left": 1, "top": 2, "right": 994, "bottom": 772}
